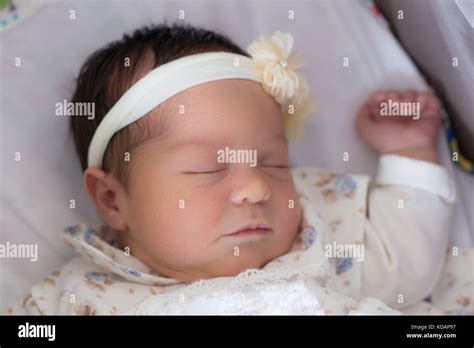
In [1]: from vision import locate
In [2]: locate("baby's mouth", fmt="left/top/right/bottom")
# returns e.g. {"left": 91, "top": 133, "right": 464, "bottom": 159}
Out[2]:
{"left": 225, "top": 222, "right": 271, "bottom": 238}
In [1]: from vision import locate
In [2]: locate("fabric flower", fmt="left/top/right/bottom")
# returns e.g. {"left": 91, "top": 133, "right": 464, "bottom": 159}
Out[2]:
{"left": 334, "top": 175, "right": 357, "bottom": 197}
{"left": 247, "top": 31, "right": 314, "bottom": 138}
{"left": 335, "top": 257, "right": 353, "bottom": 275}
{"left": 84, "top": 229, "right": 96, "bottom": 245}
{"left": 85, "top": 271, "right": 105, "bottom": 282}
{"left": 120, "top": 266, "right": 141, "bottom": 278}
{"left": 64, "top": 225, "right": 79, "bottom": 236}
{"left": 301, "top": 226, "right": 317, "bottom": 249}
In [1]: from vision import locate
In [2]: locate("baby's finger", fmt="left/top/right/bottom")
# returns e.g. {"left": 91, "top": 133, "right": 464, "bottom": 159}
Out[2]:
{"left": 369, "top": 91, "right": 392, "bottom": 118}
{"left": 417, "top": 93, "right": 441, "bottom": 120}
{"left": 367, "top": 92, "right": 384, "bottom": 114}
{"left": 401, "top": 90, "right": 416, "bottom": 104}
{"left": 387, "top": 91, "right": 402, "bottom": 104}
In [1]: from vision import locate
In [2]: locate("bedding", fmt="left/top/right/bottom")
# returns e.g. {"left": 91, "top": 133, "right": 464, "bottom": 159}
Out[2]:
{"left": 0, "top": 0, "right": 472, "bottom": 311}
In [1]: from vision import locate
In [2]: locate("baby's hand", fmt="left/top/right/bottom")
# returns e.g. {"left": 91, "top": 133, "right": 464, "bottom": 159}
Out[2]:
{"left": 356, "top": 90, "right": 441, "bottom": 163}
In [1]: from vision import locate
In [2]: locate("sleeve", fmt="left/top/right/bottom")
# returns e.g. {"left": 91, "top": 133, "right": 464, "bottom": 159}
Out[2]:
{"left": 360, "top": 154, "right": 456, "bottom": 308}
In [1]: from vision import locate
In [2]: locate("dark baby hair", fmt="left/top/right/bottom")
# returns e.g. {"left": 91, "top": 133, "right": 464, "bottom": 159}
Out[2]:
{"left": 70, "top": 23, "right": 248, "bottom": 186}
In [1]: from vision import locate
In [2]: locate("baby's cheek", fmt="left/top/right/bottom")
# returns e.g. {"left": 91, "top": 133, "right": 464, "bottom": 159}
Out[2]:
{"left": 140, "top": 222, "right": 200, "bottom": 266}
{"left": 131, "top": 184, "right": 217, "bottom": 253}
{"left": 274, "top": 189, "right": 302, "bottom": 235}
{"left": 166, "top": 205, "right": 217, "bottom": 248}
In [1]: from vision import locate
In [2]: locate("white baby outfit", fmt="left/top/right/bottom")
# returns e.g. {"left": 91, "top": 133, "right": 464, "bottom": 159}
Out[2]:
{"left": 8, "top": 155, "right": 473, "bottom": 315}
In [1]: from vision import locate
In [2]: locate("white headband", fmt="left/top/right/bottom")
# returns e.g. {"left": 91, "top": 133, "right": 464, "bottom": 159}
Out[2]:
{"left": 87, "top": 31, "right": 311, "bottom": 168}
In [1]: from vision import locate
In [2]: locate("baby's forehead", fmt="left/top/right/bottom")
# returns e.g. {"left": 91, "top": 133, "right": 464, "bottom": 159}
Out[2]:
{"left": 137, "top": 110, "right": 287, "bottom": 158}
{"left": 161, "top": 79, "right": 280, "bottom": 116}
{"left": 130, "top": 79, "right": 286, "bottom": 158}
{"left": 156, "top": 80, "right": 284, "bottom": 135}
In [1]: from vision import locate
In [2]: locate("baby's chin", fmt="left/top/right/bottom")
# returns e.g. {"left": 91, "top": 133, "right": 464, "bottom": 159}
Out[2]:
{"left": 175, "top": 262, "right": 267, "bottom": 283}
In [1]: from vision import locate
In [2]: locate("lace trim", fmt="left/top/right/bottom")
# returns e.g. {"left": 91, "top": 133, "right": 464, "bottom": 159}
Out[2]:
{"left": 137, "top": 262, "right": 332, "bottom": 314}
{"left": 137, "top": 278, "right": 327, "bottom": 315}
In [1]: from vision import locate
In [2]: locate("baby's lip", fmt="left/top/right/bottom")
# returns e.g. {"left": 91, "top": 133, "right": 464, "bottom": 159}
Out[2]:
{"left": 226, "top": 222, "right": 271, "bottom": 237}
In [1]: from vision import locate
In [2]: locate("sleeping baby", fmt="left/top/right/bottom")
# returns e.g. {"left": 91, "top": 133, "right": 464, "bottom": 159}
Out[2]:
{"left": 8, "top": 23, "right": 471, "bottom": 315}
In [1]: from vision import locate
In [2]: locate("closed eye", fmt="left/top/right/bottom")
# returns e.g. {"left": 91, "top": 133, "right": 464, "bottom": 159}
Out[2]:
{"left": 262, "top": 165, "right": 289, "bottom": 169}
{"left": 184, "top": 168, "right": 226, "bottom": 174}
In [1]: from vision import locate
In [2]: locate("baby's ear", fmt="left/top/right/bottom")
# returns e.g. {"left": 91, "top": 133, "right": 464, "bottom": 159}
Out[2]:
{"left": 83, "top": 167, "right": 128, "bottom": 231}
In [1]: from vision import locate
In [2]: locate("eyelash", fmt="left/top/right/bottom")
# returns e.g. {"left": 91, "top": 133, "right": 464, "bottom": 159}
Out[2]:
{"left": 263, "top": 165, "right": 289, "bottom": 169}
{"left": 185, "top": 169, "right": 226, "bottom": 175}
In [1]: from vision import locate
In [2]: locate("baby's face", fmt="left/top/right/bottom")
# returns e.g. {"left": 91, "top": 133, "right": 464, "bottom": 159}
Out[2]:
{"left": 119, "top": 79, "right": 302, "bottom": 282}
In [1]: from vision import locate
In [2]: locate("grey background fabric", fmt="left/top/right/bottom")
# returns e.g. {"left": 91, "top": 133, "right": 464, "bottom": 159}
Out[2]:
{"left": 376, "top": 0, "right": 474, "bottom": 160}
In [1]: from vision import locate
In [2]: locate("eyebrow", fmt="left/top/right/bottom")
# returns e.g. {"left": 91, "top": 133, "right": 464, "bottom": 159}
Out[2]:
{"left": 170, "top": 134, "right": 287, "bottom": 151}
{"left": 170, "top": 139, "right": 228, "bottom": 150}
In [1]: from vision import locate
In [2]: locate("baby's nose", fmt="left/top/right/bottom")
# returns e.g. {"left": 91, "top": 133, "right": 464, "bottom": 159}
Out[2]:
{"left": 230, "top": 170, "right": 271, "bottom": 205}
